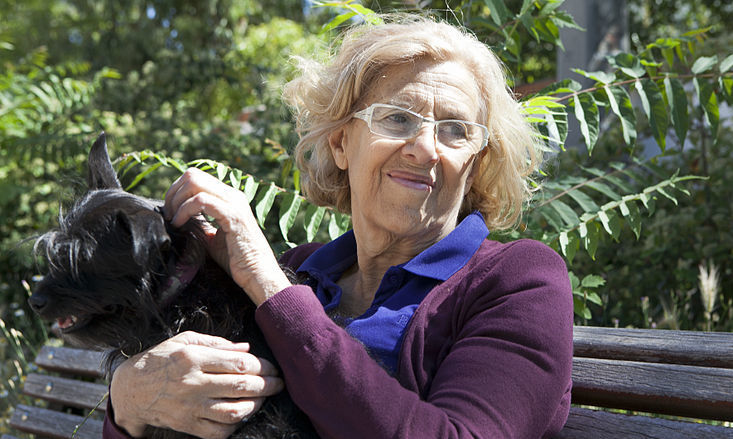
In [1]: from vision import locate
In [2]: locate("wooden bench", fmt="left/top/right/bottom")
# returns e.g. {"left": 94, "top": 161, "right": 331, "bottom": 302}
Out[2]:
{"left": 3, "top": 327, "right": 733, "bottom": 438}
{"left": 558, "top": 326, "right": 733, "bottom": 438}
{"left": 2, "top": 345, "right": 107, "bottom": 439}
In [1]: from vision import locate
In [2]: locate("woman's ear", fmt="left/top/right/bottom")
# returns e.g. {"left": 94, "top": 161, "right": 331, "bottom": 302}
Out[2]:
{"left": 465, "top": 147, "right": 488, "bottom": 190}
{"left": 328, "top": 127, "right": 349, "bottom": 170}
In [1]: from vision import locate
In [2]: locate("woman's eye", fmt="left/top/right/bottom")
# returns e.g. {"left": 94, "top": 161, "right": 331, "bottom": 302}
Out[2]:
{"left": 385, "top": 112, "right": 411, "bottom": 125}
{"left": 440, "top": 122, "right": 469, "bottom": 139}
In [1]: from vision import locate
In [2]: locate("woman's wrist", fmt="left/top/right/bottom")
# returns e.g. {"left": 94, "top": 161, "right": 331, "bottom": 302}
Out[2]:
{"left": 109, "top": 362, "right": 147, "bottom": 437}
{"left": 236, "top": 264, "right": 293, "bottom": 306}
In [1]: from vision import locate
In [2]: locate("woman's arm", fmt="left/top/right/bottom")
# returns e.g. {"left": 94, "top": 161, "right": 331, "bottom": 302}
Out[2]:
{"left": 256, "top": 239, "right": 573, "bottom": 439}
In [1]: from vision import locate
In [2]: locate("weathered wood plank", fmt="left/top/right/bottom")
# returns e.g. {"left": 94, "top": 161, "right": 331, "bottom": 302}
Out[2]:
{"left": 556, "top": 406, "right": 733, "bottom": 439}
{"left": 34, "top": 345, "right": 106, "bottom": 378}
{"left": 572, "top": 357, "right": 733, "bottom": 421}
{"left": 23, "top": 373, "right": 108, "bottom": 411}
{"left": 573, "top": 326, "right": 733, "bottom": 368}
{"left": 9, "top": 404, "right": 103, "bottom": 439}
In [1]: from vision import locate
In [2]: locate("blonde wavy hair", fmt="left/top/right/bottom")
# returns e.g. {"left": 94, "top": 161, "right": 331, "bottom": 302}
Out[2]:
{"left": 283, "top": 14, "right": 542, "bottom": 231}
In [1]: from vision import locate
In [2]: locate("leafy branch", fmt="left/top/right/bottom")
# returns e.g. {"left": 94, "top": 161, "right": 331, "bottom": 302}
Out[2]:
{"left": 116, "top": 151, "right": 351, "bottom": 247}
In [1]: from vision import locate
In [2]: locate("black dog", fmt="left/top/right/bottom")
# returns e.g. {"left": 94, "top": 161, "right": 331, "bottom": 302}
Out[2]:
{"left": 29, "top": 133, "right": 317, "bottom": 439}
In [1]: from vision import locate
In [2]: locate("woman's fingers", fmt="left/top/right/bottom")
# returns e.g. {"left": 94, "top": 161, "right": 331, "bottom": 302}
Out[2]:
{"left": 203, "top": 373, "right": 284, "bottom": 399}
{"left": 205, "top": 398, "right": 266, "bottom": 424}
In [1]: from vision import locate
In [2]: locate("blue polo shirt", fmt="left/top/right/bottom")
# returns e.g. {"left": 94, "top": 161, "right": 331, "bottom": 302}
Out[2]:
{"left": 297, "top": 211, "right": 489, "bottom": 374}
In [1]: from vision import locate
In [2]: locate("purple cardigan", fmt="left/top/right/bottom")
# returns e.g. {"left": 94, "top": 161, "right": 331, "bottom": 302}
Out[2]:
{"left": 104, "top": 238, "right": 573, "bottom": 438}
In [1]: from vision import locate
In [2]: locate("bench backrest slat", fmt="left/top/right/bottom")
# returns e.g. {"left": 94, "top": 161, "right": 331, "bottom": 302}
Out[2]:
{"left": 23, "top": 373, "right": 108, "bottom": 411}
{"left": 573, "top": 326, "right": 733, "bottom": 368}
{"left": 572, "top": 357, "right": 733, "bottom": 421}
{"left": 9, "top": 404, "right": 103, "bottom": 439}
{"left": 556, "top": 407, "right": 733, "bottom": 439}
{"left": 34, "top": 345, "right": 106, "bottom": 378}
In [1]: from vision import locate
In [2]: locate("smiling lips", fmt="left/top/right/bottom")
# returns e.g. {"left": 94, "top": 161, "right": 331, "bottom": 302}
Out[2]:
{"left": 387, "top": 170, "right": 435, "bottom": 191}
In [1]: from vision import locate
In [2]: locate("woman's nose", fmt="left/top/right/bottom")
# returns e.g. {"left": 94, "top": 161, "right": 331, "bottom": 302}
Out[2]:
{"left": 403, "top": 124, "right": 439, "bottom": 164}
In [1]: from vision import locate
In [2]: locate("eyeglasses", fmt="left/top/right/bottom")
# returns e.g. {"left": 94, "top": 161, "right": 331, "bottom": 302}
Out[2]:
{"left": 353, "top": 103, "right": 489, "bottom": 154}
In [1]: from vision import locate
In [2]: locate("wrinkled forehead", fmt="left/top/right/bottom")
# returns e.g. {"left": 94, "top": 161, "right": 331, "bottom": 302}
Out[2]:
{"left": 363, "top": 59, "right": 483, "bottom": 122}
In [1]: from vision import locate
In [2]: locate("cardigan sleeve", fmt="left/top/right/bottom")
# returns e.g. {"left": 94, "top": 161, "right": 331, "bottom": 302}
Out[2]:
{"left": 255, "top": 239, "right": 574, "bottom": 439}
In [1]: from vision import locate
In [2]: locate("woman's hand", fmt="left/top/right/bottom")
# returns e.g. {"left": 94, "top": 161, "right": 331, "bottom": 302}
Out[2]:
{"left": 163, "top": 167, "right": 291, "bottom": 305}
{"left": 110, "top": 331, "right": 284, "bottom": 439}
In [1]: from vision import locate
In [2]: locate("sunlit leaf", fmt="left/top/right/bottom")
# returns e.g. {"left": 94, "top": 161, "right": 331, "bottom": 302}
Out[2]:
{"left": 604, "top": 85, "right": 637, "bottom": 147}
{"left": 254, "top": 183, "right": 279, "bottom": 228}
{"left": 278, "top": 192, "right": 302, "bottom": 244}
{"left": 721, "top": 54, "right": 733, "bottom": 73}
{"left": 572, "top": 93, "right": 599, "bottom": 153}
{"left": 242, "top": 176, "right": 259, "bottom": 204}
{"left": 304, "top": 204, "right": 325, "bottom": 243}
{"left": 328, "top": 211, "right": 351, "bottom": 240}
{"left": 691, "top": 55, "right": 718, "bottom": 74}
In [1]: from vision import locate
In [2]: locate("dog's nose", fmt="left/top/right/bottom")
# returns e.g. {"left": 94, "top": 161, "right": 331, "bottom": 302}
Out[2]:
{"left": 28, "top": 293, "right": 48, "bottom": 313}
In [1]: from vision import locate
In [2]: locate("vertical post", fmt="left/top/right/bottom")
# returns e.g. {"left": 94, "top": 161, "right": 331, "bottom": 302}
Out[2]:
{"left": 558, "top": 0, "right": 628, "bottom": 150}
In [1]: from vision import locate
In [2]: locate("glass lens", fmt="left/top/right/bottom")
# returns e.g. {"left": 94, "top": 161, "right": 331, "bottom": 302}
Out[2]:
{"left": 370, "top": 106, "right": 421, "bottom": 138}
{"left": 436, "top": 121, "right": 469, "bottom": 145}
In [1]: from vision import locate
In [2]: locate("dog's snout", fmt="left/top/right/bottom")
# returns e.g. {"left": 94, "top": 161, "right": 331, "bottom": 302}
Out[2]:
{"left": 28, "top": 293, "right": 48, "bottom": 313}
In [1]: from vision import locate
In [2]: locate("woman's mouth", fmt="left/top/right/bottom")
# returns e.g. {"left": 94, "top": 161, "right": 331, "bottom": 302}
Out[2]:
{"left": 387, "top": 171, "right": 435, "bottom": 191}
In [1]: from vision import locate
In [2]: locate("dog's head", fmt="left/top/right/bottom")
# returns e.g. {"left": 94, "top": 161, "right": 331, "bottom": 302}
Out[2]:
{"left": 29, "top": 133, "right": 196, "bottom": 349}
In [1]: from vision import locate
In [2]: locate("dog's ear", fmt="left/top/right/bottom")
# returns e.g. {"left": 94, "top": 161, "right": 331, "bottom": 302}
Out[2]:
{"left": 118, "top": 210, "right": 171, "bottom": 266}
{"left": 88, "top": 132, "right": 123, "bottom": 190}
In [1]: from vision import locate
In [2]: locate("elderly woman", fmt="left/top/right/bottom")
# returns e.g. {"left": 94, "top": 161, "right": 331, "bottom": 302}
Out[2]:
{"left": 104, "top": 15, "right": 573, "bottom": 439}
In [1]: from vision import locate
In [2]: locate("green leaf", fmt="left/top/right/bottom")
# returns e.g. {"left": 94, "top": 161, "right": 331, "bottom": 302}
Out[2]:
{"left": 691, "top": 55, "right": 718, "bottom": 74}
{"left": 611, "top": 53, "right": 645, "bottom": 78}
{"left": 656, "top": 186, "right": 678, "bottom": 205}
{"left": 621, "top": 199, "right": 642, "bottom": 239}
{"left": 549, "top": 199, "right": 579, "bottom": 227}
{"left": 539, "top": 206, "right": 565, "bottom": 232}
{"left": 721, "top": 54, "right": 733, "bottom": 73}
{"left": 572, "top": 69, "right": 616, "bottom": 84}
{"left": 635, "top": 79, "right": 668, "bottom": 151}
{"left": 573, "top": 297, "right": 592, "bottom": 320}
{"left": 536, "top": 79, "right": 582, "bottom": 96}
{"left": 693, "top": 78, "right": 719, "bottom": 140}
{"left": 573, "top": 93, "right": 599, "bottom": 154}
{"left": 229, "top": 169, "right": 242, "bottom": 190}
{"left": 585, "top": 291, "right": 603, "bottom": 306}
{"left": 124, "top": 162, "right": 162, "bottom": 191}
{"left": 664, "top": 77, "right": 689, "bottom": 146}
{"left": 304, "top": 204, "right": 326, "bottom": 243}
{"left": 604, "top": 85, "right": 637, "bottom": 147}
{"left": 598, "top": 208, "right": 622, "bottom": 240}
{"left": 278, "top": 192, "right": 302, "bottom": 244}
{"left": 328, "top": 211, "right": 351, "bottom": 240}
{"left": 320, "top": 11, "right": 357, "bottom": 34}
{"left": 582, "top": 221, "right": 601, "bottom": 260}
{"left": 559, "top": 230, "right": 579, "bottom": 263}
{"left": 254, "top": 183, "right": 279, "bottom": 228}
{"left": 581, "top": 274, "right": 606, "bottom": 288}
{"left": 483, "top": 0, "right": 511, "bottom": 27}
{"left": 242, "top": 176, "right": 259, "bottom": 204}
{"left": 585, "top": 180, "right": 621, "bottom": 201}
{"left": 567, "top": 188, "right": 600, "bottom": 212}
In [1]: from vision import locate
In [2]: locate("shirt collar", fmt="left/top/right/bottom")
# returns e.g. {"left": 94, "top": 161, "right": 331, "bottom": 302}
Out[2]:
{"left": 403, "top": 211, "right": 489, "bottom": 281}
{"left": 298, "top": 211, "right": 488, "bottom": 281}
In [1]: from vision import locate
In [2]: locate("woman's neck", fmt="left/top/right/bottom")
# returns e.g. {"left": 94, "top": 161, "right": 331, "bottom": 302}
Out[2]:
{"left": 335, "top": 218, "right": 449, "bottom": 317}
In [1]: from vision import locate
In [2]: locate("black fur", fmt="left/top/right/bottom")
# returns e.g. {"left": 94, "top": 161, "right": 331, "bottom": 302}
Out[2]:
{"left": 29, "top": 133, "right": 318, "bottom": 439}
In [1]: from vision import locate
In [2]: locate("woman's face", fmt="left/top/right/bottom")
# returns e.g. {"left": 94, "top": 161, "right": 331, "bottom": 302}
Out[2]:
{"left": 328, "top": 59, "right": 485, "bottom": 244}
